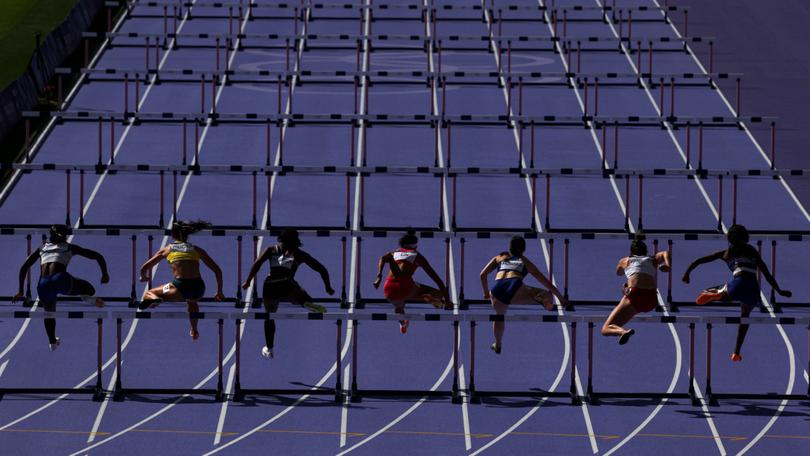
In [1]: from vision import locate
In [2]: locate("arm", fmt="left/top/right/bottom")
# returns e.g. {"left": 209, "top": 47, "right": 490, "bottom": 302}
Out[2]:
{"left": 615, "top": 257, "right": 628, "bottom": 276}
{"left": 197, "top": 247, "right": 224, "bottom": 300}
{"left": 524, "top": 257, "right": 566, "bottom": 305}
{"left": 479, "top": 256, "right": 500, "bottom": 299}
{"left": 755, "top": 252, "right": 792, "bottom": 298}
{"left": 655, "top": 251, "right": 671, "bottom": 273}
{"left": 373, "top": 252, "right": 400, "bottom": 289}
{"left": 14, "top": 250, "right": 40, "bottom": 301}
{"left": 71, "top": 245, "right": 110, "bottom": 283}
{"left": 139, "top": 246, "right": 169, "bottom": 282}
{"left": 416, "top": 254, "right": 449, "bottom": 302}
{"left": 301, "top": 251, "right": 335, "bottom": 295}
{"left": 242, "top": 246, "right": 273, "bottom": 289}
{"left": 682, "top": 250, "right": 725, "bottom": 283}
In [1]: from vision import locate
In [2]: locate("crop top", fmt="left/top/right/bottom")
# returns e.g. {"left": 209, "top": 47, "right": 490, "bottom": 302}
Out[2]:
{"left": 624, "top": 255, "right": 656, "bottom": 279}
{"left": 726, "top": 256, "right": 757, "bottom": 276}
{"left": 166, "top": 242, "right": 200, "bottom": 264}
{"left": 498, "top": 255, "right": 528, "bottom": 277}
{"left": 40, "top": 242, "right": 73, "bottom": 266}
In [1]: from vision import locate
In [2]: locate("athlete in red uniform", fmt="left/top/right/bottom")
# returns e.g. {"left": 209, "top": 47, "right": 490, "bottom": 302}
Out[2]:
{"left": 373, "top": 230, "right": 451, "bottom": 333}
{"left": 603, "top": 236, "right": 670, "bottom": 345}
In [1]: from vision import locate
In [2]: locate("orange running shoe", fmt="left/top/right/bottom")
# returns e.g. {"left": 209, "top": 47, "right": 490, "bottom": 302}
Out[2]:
{"left": 696, "top": 291, "right": 724, "bottom": 306}
{"left": 731, "top": 353, "right": 742, "bottom": 362}
{"left": 399, "top": 320, "right": 410, "bottom": 334}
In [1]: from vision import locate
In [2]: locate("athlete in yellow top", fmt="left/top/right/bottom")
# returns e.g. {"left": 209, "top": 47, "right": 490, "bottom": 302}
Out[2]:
{"left": 138, "top": 221, "right": 224, "bottom": 340}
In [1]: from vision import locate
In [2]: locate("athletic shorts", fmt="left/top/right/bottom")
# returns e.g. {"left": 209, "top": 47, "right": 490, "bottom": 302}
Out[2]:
{"left": 625, "top": 287, "right": 658, "bottom": 313}
{"left": 490, "top": 277, "right": 523, "bottom": 305}
{"left": 171, "top": 277, "right": 206, "bottom": 300}
{"left": 383, "top": 276, "right": 415, "bottom": 302}
{"left": 263, "top": 277, "right": 312, "bottom": 305}
{"left": 726, "top": 274, "right": 760, "bottom": 311}
{"left": 37, "top": 272, "right": 74, "bottom": 304}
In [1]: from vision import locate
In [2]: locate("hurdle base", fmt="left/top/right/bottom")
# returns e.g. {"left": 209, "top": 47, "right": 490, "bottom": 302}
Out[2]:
{"left": 0, "top": 387, "right": 103, "bottom": 402}
{"left": 707, "top": 392, "right": 810, "bottom": 406}
{"left": 349, "top": 389, "right": 455, "bottom": 404}
{"left": 111, "top": 387, "right": 224, "bottom": 402}
{"left": 234, "top": 387, "right": 344, "bottom": 404}
{"left": 587, "top": 391, "right": 695, "bottom": 406}
{"left": 470, "top": 389, "right": 580, "bottom": 405}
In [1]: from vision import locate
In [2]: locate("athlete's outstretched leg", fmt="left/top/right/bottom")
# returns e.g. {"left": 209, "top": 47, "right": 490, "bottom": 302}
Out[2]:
{"left": 262, "top": 296, "right": 280, "bottom": 358}
{"left": 511, "top": 284, "right": 553, "bottom": 310}
{"left": 42, "top": 301, "right": 59, "bottom": 349}
{"left": 601, "top": 297, "right": 638, "bottom": 344}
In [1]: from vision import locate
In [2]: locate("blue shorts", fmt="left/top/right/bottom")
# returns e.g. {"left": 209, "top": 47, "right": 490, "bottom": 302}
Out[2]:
{"left": 171, "top": 277, "right": 206, "bottom": 300}
{"left": 37, "top": 272, "right": 74, "bottom": 304}
{"left": 727, "top": 275, "right": 760, "bottom": 310}
{"left": 491, "top": 277, "right": 523, "bottom": 304}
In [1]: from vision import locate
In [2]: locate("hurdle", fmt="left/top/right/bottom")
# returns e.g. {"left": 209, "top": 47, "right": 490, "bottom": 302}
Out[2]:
{"left": 467, "top": 314, "right": 580, "bottom": 404}
{"left": 703, "top": 316, "right": 810, "bottom": 405}
{"left": 0, "top": 310, "right": 106, "bottom": 402}
{"left": 111, "top": 310, "right": 227, "bottom": 402}
{"left": 583, "top": 315, "right": 701, "bottom": 405}
{"left": 232, "top": 312, "right": 344, "bottom": 403}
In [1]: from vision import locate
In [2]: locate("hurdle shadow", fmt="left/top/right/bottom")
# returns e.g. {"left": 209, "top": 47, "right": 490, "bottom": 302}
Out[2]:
{"left": 121, "top": 394, "right": 224, "bottom": 405}
{"left": 678, "top": 402, "right": 810, "bottom": 419}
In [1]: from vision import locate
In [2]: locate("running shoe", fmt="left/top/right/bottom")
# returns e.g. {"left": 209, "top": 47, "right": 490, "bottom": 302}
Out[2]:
{"left": 696, "top": 291, "right": 724, "bottom": 306}
{"left": 618, "top": 329, "right": 635, "bottom": 345}
{"left": 731, "top": 353, "right": 742, "bottom": 362}
{"left": 190, "top": 329, "right": 199, "bottom": 341}
{"left": 49, "top": 337, "right": 61, "bottom": 352}
{"left": 490, "top": 342, "right": 502, "bottom": 354}
{"left": 399, "top": 320, "right": 410, "bottom": 334}
{"left": 262, "top": 346, "right": 274, "bottom": 359}
{"left": 534, "top": 291, "right": 554, "bottom": 311}
{"left": 303, "top": 302, "right": 326, "bottom": 313}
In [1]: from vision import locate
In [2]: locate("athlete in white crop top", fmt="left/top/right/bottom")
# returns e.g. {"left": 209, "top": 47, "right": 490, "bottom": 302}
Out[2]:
{"left": 14, "top": 225, "right": 109, "bottom": 351}
{"left": 602, "top": 237, "right": 670, "bottom": 345}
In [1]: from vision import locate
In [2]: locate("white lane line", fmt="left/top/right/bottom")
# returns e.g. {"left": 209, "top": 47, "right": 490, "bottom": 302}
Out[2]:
{"left": 458, "top": 364, "right": 472, "bottom": 451}
{"left": 0, "top": 360, "right": 9, "bottom": 378}
{"left": 597, "top": 2, "right": 797, "bottom": 454}
{"left": 482, "top": 3, "right": 601, "bottom": 453}
{"left": 0, "top": 300, "right": 38, "bottom": 361}
{"left": 335, "top": 352, "right": 455, "bottom": 456}
{"left": 339, "top": 364, "right": 351, "bottom": 448}
{"left": 691, "top": 379, "right": 727, "bottom": 455}
{"left": 213, "top": 365, "right": 236, "bottom": 446}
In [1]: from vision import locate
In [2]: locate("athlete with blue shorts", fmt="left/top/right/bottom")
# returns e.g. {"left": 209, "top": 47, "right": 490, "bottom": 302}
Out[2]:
{"left": 479, "top": 236, "right": 567, "bottom": 354}
{"left": 683, "top": 225, "right": 791, "bottom": 361}
{"left": 13, "top": 225, "right": 109, "bottom": 351}
{"left": 138, "top": 221, "right": 224, "bottom": 340}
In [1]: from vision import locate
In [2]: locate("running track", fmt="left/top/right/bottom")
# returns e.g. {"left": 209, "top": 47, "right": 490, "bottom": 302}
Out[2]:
{"left": 0, "top": 1, "right": 808, "bottom": 455}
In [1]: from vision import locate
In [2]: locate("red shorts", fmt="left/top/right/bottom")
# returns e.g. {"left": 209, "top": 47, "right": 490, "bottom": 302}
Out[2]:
{"left": 626, "top": 287, "right": 658, "bottom": 313}
{"left": 384, "top": 276, "right": 415, "bottom": 302}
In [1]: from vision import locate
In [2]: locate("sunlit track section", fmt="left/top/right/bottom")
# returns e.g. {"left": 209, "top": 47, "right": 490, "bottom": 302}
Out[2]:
{"left": 335, "top": 1, "right": 466, "bottom": 452}
{"left": 596, "top": 1, "right": 797, "bottom": 454}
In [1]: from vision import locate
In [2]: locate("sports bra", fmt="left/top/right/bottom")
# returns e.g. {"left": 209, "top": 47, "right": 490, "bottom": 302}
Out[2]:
{"left": 166, "top": 242, "right": 200, "bottom": 264}
{"left": 40, "top": 242, "right": 73, "bottom": 266}
{"left": 498, "top": 255, "right": 528, "bottom": 277}
{"left": 726, "top": 256, "right": 757, "bottom": 276}
{"left": 393, "top": 248, "right": 418, "bottom": 264}
{"left": 624, "top": 256, "right": 656, "bottom": 279}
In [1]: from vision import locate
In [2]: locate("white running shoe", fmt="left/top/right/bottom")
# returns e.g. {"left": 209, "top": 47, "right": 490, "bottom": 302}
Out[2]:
{"left": 49, "top": 337, "right": 61, "bottom": 352}
{"left": 261, "top": 346, "right": 274, "bottom": 359}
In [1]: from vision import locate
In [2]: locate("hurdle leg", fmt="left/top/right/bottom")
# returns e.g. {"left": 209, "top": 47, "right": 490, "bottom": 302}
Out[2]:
{"left": 233, "top": 319, "right": 243, "bottom": 401}
{"left": 452, "top": 321, "right": 461, "bottom": 404}
{"left": 93, "top": 317, "right": 104, "bottom": 401}
{"left": 469, "top": 320, "right": 480, "bottom": 403}
{"left": 689, "top": 323, "right": 699, "bottom": 406}
{"left": 586, "top": 321, "right": 596, "bottom": 404}
{"left": 216, "top": 318, "right": 225, "bottom": 402}
{"left": 335, "top": 319, "right": 343, "bottom": 403}
{"left": 570, "top": 322, "right": 581, "bottom": 405}
{"left": 350, "top": 320, "right": 361, "bottom": 403}
{"left": 705, "top": 323, "right": 717, "bottom": 406}
{"left": 113, "top": 318, "right": 124, "bottom": 401}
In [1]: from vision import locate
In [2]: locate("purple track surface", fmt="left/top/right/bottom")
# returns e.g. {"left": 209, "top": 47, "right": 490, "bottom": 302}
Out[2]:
{"left": 0, "top": 1, "right": 808, "bottom": 455}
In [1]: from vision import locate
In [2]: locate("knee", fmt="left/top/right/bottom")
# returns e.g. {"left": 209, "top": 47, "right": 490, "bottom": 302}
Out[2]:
{"left": 187, "top": 301, "right": 199, "bottom": 313}
{"left": 600, "top": 326, "right": 610, "bottom": 336}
